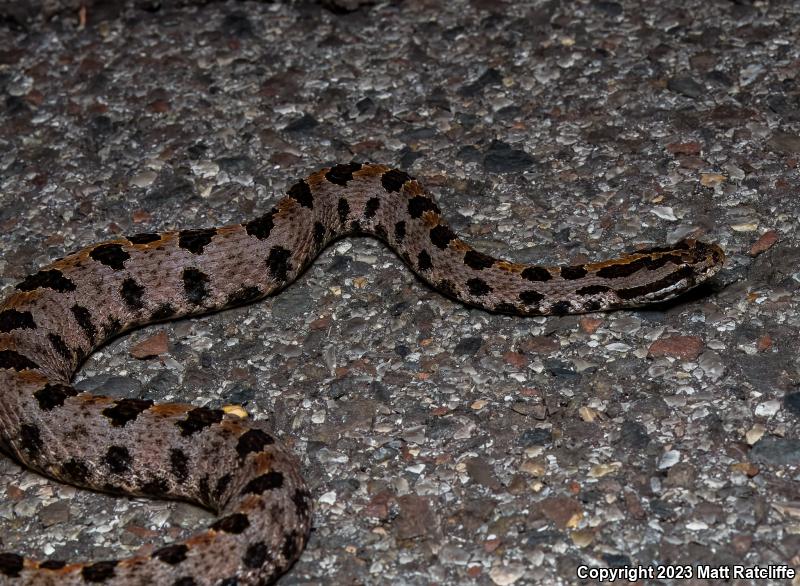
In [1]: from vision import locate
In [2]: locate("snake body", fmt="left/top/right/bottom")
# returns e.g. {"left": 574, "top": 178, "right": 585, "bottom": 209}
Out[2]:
{"left": 0, "top": 163, "right": 724, "bottom": 584}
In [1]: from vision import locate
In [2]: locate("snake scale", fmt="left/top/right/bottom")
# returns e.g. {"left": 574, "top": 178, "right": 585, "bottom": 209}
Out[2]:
{"left": 0, "top": 162, "right": 724, "bottom": 585}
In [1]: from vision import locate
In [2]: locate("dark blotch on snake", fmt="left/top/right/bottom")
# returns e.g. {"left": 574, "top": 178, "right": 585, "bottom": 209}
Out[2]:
{"left": 211, "top": 513, "right": 250, "bottom": 534}
{"left": 214, "top": 473, "right": 232, "bottom": 501}
{"left": 88, "top": 243, "right": 130, "bottom": 270}
{"left": 48, "top": 333, "right": 72, "bottom": 362}
{"left": 394, "top": 220, "right": 406, "bottom": 243}
{"left": 105, "top": 446, "right": 131, "bottom": 474}
{"left": 521, "top": 266, "right": 552, "bottom": 282}
{"left": 242, "top": 471, "right": 284, "bottom": 495}
{"left": 176, "top": 407, "right": 223, "bottom": 437}
{"left": 102, "top": 398, "right": 154, "bottom": 427}
{"left": 551, "top": 301, "right": 572, "bottom": 315}
{"left": 15, "top": 269, "right": 76, "bottom": 293}
{"left": 408, "top": 195, "right": 440, "bottom": 219}
{"left": 464, "top": 250, "right": 495, "bottom": 270}
{"left": 39, "top": 560, "right": 67, "bottom": 570}
{"left": 153, "top": 544, "right": 189, "bottom": 565}
{"left": 71, "top": 304, "right": 97, "bottom": 344}
{"left": 381, "top": 168, "right": 411, "bottom": 192}
{"left": 0, "top": 554, "right": 23, "bottom": 578}
{"left": 178, "top": 228, "right": 217, "bottom": 255}
{"left": 337, "top": 198, "right": 350, "bottom": 225}
{"left": 430, "top": 225, "right": 456, "bottom": 250}
{"left": 170, "top": 448, "right": 190, "bottom": 482}
{"left": 325, "top": 162, "right": 362, "bottom": 185}
{"left": 141, "top": 477, "right": 169, "bottom": 495}
{"left": 20, "top": 423, "right": 43, "bottom": 457}
{"left": 0, "top": 309, "right": 35, "bottom": 332}
{"left": 34, "top": 383, "right": 78, "bottom": 411}
{"left": 244, "top": 208, "right": 276, "bottom": 240}
{"left": 236, "top": 429, "right": 275, "bottom": 460}
{"left": 243, "top": 542, "right": 269, "bottom": 569}
{"left": 374, "top": 224, "right": 388, "bottom": 241}
{"left": 182, "top": 268, "right": 211, "bottom": 305}
{"left": 437, "top": 279, "right": 458, "bottom": 299}
{"left": 62, "top": 458, "right": 90, "bottom": 483}
{"left": 417, "top": 250, "right": 433, "bottom": 271}
{"left": 81, "top": 560, "right": 118, "bottom": 582}
{"left": 560, "top": 265, "right": 588, "bottom": 279}
{"left": 152, "top": 303, "right": 177, "bottom": 320}
{"left": 267, "top": 246, "right": 292, "bottom": 283}
{"left": 494, "top": 302, "right": 519, "bottom": 314}
{"left": 120, "top": 278, "right": 146, "bottom": 310}
{"left": 0, "top": 350, "right": 39, "bottom": 371}
{"left": 313, "top": 222, "right": 326, "bottom": 247}
{"left": 288, "top": 180, "right": 313, "bottom": 208}
{"left": 467, "top": 278, "right": 491, "bottom": 297}
{"left": 365, "top": 197, "right": 380, "bottom": 219}
{"left": 227, "top": 286, "right": 262, "bottom": 306}
{"left": 519, "top": 290, "right": 544, "bottom": 305}
{"left": 575, "top": 284, "right": 612, "bottom": 296}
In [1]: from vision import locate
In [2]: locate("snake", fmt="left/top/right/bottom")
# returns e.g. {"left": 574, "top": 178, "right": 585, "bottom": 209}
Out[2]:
{"left": 0, "top": 162, "right": 724, "bottom": 585}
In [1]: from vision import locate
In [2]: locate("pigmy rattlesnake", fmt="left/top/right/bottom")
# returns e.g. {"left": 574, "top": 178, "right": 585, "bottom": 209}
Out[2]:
{"left": 0, "top": 163, "right": 724, "bottom": 584}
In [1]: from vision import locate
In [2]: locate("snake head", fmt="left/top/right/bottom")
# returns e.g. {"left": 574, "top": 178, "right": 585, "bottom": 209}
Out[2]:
{"left": 673, "top": 238, "right": 726, "bottom": 281}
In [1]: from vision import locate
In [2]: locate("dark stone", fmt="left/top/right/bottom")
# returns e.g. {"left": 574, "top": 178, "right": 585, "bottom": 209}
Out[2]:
{"left": 619, "top": 420, "right": 650, "bottom": 449}
{"left": 667, "top": 76, "right": 705, "bottom": 99}
{"left": 454, "top": 336, "right": 482, "bottom": 356}
{"left": 750, "top": 436, "right": 800, "bottom": 465}
{"left": 519, "top": 428, "right": 552, "bottom": 446}
{"left": 785, "top": 392, "right": 800, "bottom": 417}
{"left": 483, "top": 140, "right": 535, "bottom": 173}
{"left": 458, "top": 67, "right": 503, "bottom": 96}
{"left": 284, "top": 113, "right": 318, "bottom": 133}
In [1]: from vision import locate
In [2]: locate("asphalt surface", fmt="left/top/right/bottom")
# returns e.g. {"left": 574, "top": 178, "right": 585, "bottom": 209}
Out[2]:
{"left": 1, "top": 1, "right": 799, "bottom": 584}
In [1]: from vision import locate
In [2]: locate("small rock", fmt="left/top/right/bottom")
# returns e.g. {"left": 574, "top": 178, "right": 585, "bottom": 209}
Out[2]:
{"left": 284, "top": 113, "right": 318, "bottom": 133}
{"left": 454, "top": 337, "right": 482, "bottom": 356}
{"left": 130, "top": 331, "right": 169, "bottom": 359}
{"left": 483, "top": 141, "right": 535, "bottom": 173}
{"left": 539, "top": 496, "right": 583, "bottom": 528}
{"left": 648, "top": 335, "right": 703, "bottom": 360}
{"left": 700, "top": 173, "right": 725, "bottom": 187}
{"left": 130, "top": 170, "right": 157, "bottom": 188}
{"left": 667, "top": 76, "right": 704, "bottom": 99}
{"left": 394, "top": 495, "right": 435, "bottom": 540}
{"left": 666, "top": 141, "right": 702, "bottom": 155}
{"left": 466, "top": 457, "right": 502, "bottom": 491}
{"left": 745, "top": 424, "right": 765, "bottom": 445}
{"left": 570, "top": 529, "right": 595, "bottom": 547}
{"left": 749, "top": 230, "right": 778, "bottom": 256}
{"left": 658, "top": 450, "right": 681, "bottom": 469}
{"left": 785, "top": 392, "right": 800, "bottom": 417}
{"left": 39, "top": 501, "right": 70, "bottom": 526}
{"left": 767, "top": 131, "right": 800, "bottom": 154}
{"left": 756, "top": 334, "right": 772, "bottom": 352}
{"left": 519, "top": 428, "right": 552, "bottom": 447}
{"left": 754, "top": 399, "right": 781, "bottom": 417}
{"left": 503, "top": 351, "right": 527, "bottom": 368}
{"left": 650, "top": 206, "right": 677, "bottom": 221}
{"left": 489, "top": 563, "right": 526, "bottom": 585}
{"left": 750, "top": 436, "right": 800, "bottom": 465}
{"left": 579, "top": 316, "right": 603, "bottom": 333}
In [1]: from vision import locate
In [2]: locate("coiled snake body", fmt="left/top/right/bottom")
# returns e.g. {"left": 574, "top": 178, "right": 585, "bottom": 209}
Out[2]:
{"left": 0, "top": 163, "right": 724, "bottom": 584}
